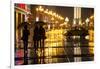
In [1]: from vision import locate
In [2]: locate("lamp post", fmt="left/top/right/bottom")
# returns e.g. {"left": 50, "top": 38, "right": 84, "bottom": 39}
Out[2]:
{"left": 65, "top": 17, "right": 69, "bottom": 29}
{"left": 85, "top": 18, "right": 90, "bottom": 29}
{"left": 65, "top": 17, "right": 69, "bottom": 22}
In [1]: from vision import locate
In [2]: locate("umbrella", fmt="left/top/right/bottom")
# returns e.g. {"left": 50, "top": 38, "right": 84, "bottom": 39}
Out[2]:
{"left": 65, "top": 28, "right": 89, "bottom": 36}
{"left": 34, "top": 21, "right": 46, "bottom": 26}
{"left": 17, "top": 22, "right": 31, "bottom": 29}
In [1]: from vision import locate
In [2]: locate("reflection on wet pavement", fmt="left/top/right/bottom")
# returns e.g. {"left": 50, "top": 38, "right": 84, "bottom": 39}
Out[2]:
{"left": 15, "top": 29, "right": 94, "bottom": 65}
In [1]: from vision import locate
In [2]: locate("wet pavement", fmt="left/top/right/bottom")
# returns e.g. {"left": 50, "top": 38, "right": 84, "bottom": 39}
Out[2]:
{"left": 15, "top": 29, "right": 94, "bottom": 65}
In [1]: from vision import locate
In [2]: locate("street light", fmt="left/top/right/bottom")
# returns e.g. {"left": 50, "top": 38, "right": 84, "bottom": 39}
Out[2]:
{"left": 90, "top": 15, "right": 94, "bottom": 19}
{"left": 36, "top": 17, "right": 39, "bottom": 21}
{"left": 86, "top": 18, "right": 89, "bottom": 23}
{"left": 64, "top": 17, "right": 69, "bottom": 28}
{"left": 39, "top": 6, "right": 42, "bottom": 9}
{"left": 53, "top": 12, "right": 56, "bottom": 17}
{"left": 85, "top": 18, "right": 89, "bottom": 26}
{"left": 36, "top": 8, "right": 39, "bottom": 11}
{"left": 51, "top": 17, "right": 54, "bottom": 21}
{"left": 48, "top": 11, "right": 53, "bottom": 15}
{"left": 44, "top": 9, "right": 49, "bottom": 14}
{"left": 38, "top": 6, "right": 44, "bottom": 12}
{"left": 65, "top": 17, "right": 69, "bottom": 22}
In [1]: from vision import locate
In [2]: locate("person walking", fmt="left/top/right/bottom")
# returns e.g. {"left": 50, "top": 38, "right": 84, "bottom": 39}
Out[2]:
{"left": 33, "top": 24, "right": 41, "bottom": 64}
{"left": 33, "top": 23, "right": 46, "bottom": 64}
{"left": 39, "top": 25, "right": 46, "bottom": 64}
{"left": 22, "top": 25, "right": 30, "bottom": 65}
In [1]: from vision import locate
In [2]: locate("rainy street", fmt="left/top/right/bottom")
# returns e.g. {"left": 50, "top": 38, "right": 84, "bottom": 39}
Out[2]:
{"left": 14, "top": 4, "right": 94, "bottom": 65}
{"left": 15, "top": 28, "right": 94, "bottom": 65}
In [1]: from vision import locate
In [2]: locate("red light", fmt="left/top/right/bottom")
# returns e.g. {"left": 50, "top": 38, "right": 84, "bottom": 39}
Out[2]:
{"left": 18, "top": 4, "right": 26, "bottom": 9}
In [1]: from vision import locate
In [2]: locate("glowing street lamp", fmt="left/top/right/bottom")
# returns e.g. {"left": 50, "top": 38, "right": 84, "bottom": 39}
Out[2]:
{"left": 39, "top": 6, "right": 42, "bottom": 9}
{"left": 36, "top": 17, "right": 39, "bottom": 21}
{"left": 40, "top": 8, "right": 44, "bottom": 12}
{"left": 85, "top": 18, "right": 89, "bottom": 26}
{"left": 61, "top": 17, "right": 64, "bottom": 20}
{"left": 48, "top": 11, "right": 53, "bottom": 15}
{"left": 44, "top": 9, "right": 49, "bottom": 14}
{"left": 64, "top": 17, "right": 69, "bottom": 28}
{"left": 86, "top": 18, "right": 89, "bottom": 23}
{"left": 36, "top": 8, "right": 39, "bottom": 11}
{"left": 65, "top": 17, "right": 69, "bottom": 22}
{"left": 39, "top": 6, "right": 44, "bottom": 12}
{"left": 53, "top": 13, "right": 56, "bottom": 17}
{"left": 51, "top": 17, "right": 54, "bottom": 21}
{"left": 90, "top": 15, "right": 94, "bottom": 19}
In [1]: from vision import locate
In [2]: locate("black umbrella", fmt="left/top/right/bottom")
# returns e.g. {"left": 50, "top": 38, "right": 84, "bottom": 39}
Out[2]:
{"left": 66, "top": 28, "right": 89, "bottom": 36}
{"left": 17, "top": 22, "right": 31, "bottom": 29}
{"left": 34, "top": 21, "right": 46, "bottom": 26}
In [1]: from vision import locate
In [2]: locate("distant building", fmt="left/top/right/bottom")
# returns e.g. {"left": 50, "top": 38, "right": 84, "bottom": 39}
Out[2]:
{"left": 73, "top": 7, "right": 81, "bottom": 27}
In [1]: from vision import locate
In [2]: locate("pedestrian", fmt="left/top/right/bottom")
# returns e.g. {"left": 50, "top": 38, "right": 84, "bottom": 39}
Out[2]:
{"left": 39, "top": 25, "right": 46, "bottom": 64}
{"left": 33, "top": 24, "right": 40, "bottom": 64}
{"left": 21, "top": 24, "right": 30, "bottom": 65}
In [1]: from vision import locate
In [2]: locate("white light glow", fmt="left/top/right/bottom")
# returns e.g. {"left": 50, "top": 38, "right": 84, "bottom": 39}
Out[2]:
{"left": 36, "top": 17, "right": 39, "bottom": 21}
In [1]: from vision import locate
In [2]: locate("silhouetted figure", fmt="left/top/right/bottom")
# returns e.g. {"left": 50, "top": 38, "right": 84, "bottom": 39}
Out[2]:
{"left": 33, "top": 24, "right": 40, "bottom": 64}
{"left": 33, "top": 24, "right": 46, "bottom": 64}
{"left": 22, "top": 25, "right": 30, "bottom": 65}
{"left": 39, "top": 26, "right": 46, "bottom": 64}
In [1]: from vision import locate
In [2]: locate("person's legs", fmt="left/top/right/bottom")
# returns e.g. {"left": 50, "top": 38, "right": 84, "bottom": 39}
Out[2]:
{"left": 38, "top": 40, "right": 42, "bottom": 64}
{"left": 36, "top": 40, "right": 39, "bottom": 64}
{"left": 33, "top": 40, "right": 39, "bottom": 64}
{"left": 24, "top": 41, "right": 28, "bottom": 65}
{"left": 40, "top": 39, "right": 45, "bottom": 64}
{"left": 33, "top": 40, "right": 37, "bottom": 64}
{"left": 42, "top": 39, "right": 45, "bottom": 63}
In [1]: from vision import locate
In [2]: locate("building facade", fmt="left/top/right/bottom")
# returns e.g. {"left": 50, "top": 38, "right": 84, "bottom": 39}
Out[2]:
{"left": 15, "top": 3, "right": 31, "bottom": 48}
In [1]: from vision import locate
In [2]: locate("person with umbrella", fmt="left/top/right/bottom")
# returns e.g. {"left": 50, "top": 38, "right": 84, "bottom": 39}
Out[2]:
{"left": 33, "top": 21, "right": 46, "bottom": 64}
{"left": 21, "top": 24, "right": 30, "bottom": 65}
{"left": 39, "top": 25, "right": 46, "bottom": 64}
{"left": 33, "top": 23, "right": 41, "bottom": 64}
